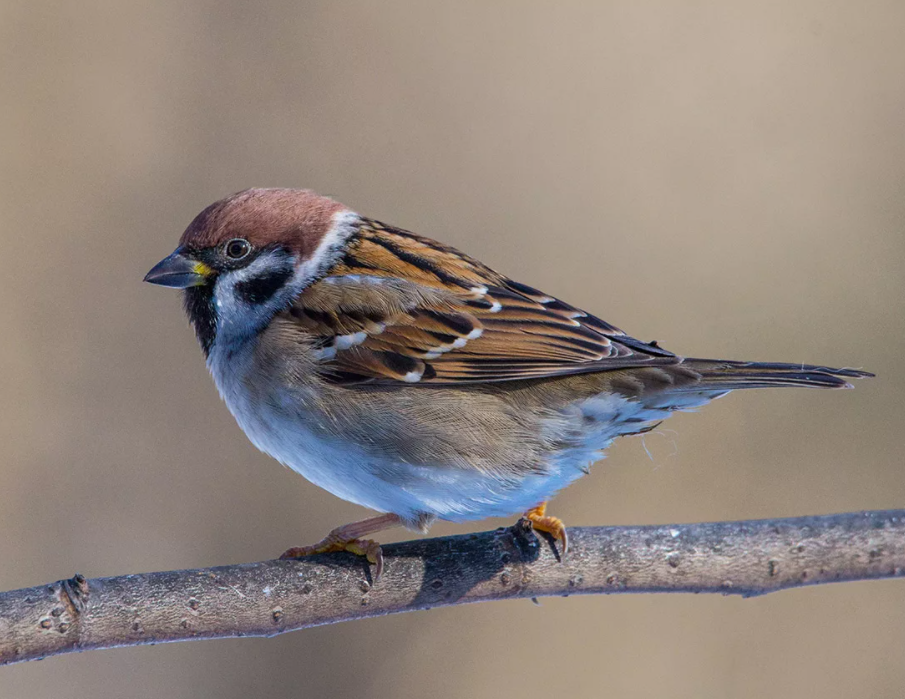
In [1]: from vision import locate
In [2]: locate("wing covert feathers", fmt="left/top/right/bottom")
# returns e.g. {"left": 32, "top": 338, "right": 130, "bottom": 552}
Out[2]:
{"left": 285, "top": 219, "right": 675, "bottom": 384}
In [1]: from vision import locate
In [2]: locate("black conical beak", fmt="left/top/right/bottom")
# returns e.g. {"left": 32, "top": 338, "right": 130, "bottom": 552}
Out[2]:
{"left": 144, "top": 249, "right": 212, "bottom": 288}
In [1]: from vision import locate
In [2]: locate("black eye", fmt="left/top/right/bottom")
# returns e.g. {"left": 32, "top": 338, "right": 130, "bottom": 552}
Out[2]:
{"left": 225, "top": 238, "right": 251, "bottom": 260}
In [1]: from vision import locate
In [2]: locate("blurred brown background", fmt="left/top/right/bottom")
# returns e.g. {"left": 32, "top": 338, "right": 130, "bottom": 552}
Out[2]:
{"left": 2, "top": 1, "right": 904, "bottom": 697}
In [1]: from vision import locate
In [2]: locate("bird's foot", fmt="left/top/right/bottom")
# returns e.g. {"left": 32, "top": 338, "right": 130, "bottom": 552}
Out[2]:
{"left": 524, "top": 502, "right": 569, "bottom": 555}
{"left": 278, "top": 513, "right": 401, "bottom": 581}
{"left": 280, "top": 537, "right": 384, "bottom": 580}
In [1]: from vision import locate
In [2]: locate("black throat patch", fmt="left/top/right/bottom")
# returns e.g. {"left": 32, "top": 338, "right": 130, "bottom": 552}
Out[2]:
{"left": 183, "top": 284, "right": 217, "bottom": 357}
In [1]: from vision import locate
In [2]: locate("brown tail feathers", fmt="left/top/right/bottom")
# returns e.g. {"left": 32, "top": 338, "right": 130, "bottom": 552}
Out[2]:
{"left": 679, "top": 358, "right": 873, "bottom": 391}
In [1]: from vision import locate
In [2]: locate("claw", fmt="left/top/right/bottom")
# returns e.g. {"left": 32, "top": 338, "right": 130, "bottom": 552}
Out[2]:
{"left": 363, "top": 541, "right": 384, "bottom": 581}
{"left": 523, "top": 502, "right": 569, "bottom": 556}
{"left": 339, "top": 538, "right": 385, "bottom": 581}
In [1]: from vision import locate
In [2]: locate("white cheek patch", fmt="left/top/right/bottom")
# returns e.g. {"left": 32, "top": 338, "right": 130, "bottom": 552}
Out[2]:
{"left": 212, "top": 253, "right": 292, "bottom": 337}
{"left": 211, "top": 210, "right": 361, "bottom": 350}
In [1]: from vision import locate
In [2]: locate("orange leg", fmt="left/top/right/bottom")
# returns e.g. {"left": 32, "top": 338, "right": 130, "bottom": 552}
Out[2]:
{"left": 279, "top": 513, "right": 402, "bottom": 580}
{"left": 524, "top": 502, "right": 568, "bottom": 555}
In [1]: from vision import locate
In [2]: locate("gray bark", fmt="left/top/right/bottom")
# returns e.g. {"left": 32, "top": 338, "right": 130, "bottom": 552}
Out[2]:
{"left": 1, "top": 510, "right": 903, "bottom": 666}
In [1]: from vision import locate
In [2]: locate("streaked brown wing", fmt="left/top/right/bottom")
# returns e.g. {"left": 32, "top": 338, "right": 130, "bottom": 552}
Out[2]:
{"left": 286, "top": 219, "right": 678, "bottom": 384}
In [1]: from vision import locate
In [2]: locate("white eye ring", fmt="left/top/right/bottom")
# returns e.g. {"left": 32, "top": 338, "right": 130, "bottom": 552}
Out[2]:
{"left": 225, "top": 238, "right": 251, "bottom": 260}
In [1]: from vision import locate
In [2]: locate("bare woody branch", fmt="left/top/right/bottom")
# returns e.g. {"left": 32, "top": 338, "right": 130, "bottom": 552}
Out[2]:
{"left": 1, "top": 509, "right": 904, "bottom": 666}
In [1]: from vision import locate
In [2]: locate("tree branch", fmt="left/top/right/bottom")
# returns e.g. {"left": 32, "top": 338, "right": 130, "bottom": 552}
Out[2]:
{"left": 1, "top": 509, "right": 903, "bottom": 666}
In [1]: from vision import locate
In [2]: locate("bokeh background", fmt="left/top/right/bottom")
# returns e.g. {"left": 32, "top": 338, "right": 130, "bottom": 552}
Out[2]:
{"left": 2, "top": 1, "right": 904, "bottom": 697}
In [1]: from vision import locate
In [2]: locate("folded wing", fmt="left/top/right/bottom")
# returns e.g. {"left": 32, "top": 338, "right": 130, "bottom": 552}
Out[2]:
{"left": 285, "top": 219, "right": 678, "bottom": 384}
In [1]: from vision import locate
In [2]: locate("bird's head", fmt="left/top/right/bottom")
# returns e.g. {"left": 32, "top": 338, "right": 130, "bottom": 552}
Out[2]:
{"left": 144, "top": 188, "right": 358, "bottom": 354}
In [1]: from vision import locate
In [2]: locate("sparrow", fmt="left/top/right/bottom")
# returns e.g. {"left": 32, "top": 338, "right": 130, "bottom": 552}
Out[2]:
{"left": 145, "top": 188, "right": 871, "bottom": 578}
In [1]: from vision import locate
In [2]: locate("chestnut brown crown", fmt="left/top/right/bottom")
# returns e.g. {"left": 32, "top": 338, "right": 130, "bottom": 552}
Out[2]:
{"left": 178, "top": 188, "right": 349, "bottom": 258}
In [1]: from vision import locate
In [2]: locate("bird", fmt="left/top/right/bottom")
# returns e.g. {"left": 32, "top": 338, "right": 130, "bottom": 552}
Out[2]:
{"left": 144, "top": 188, "right": 871, "bottom": 578}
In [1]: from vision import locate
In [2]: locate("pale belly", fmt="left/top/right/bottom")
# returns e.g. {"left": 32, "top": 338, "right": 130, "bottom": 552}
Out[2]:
{"left": 217, "top": 382, "right": 692, "bottom": 527}
{"left": 222, "top": 384, "right": 588, "bottom": 523}
{"left": 207, "top": 338, "right": 717, "bottom": 526}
